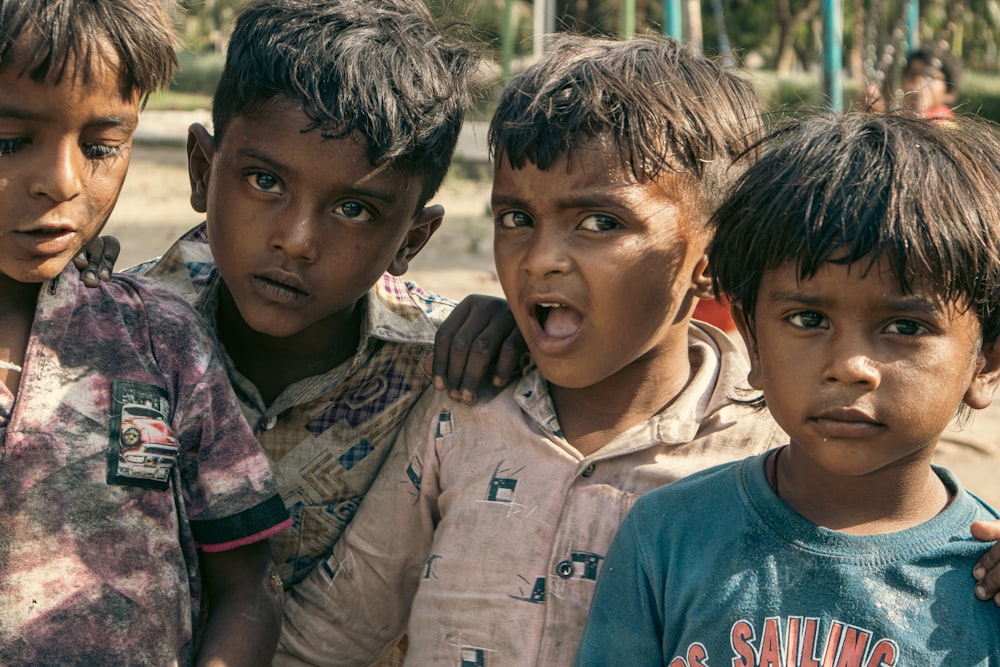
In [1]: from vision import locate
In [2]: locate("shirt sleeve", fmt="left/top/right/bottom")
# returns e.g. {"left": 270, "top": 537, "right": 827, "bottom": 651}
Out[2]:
{"left": 139, "top": 278, "right": 290, "bottom": 550}
{"left": 275, "top": 388, "right": 444, "bottom": 666}
{"left": 574, "top": 501, "right": 666, "bottom": 667}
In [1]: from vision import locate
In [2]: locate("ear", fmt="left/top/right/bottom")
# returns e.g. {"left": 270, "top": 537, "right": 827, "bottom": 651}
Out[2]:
{"left": 733, "top": 304, "right": 764, "bottom": 390}
{"left": 690, "top": 253, "right": 715, "bottom": 300}
{"left": 387, "top": 204, "right": 444, "bottom": 276}
{"left": 187, "top": 123, "right": 215, "bottom": 214}
{"left": 963, "top": 341, "right": 1000, "bottom": 410}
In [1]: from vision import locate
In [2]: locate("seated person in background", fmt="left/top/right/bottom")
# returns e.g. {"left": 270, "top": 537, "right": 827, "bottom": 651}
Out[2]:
{"left": 901, "top": 45, "right": 962, "bottom": 118}
{"left": 276, "top": 33, "right": 786, "bottom": 667}
{"left": 576, "top": 113, "right": 1000, "bottom": 666}
{"left": 0, "top": 1, "right": 289, "bottom": 664}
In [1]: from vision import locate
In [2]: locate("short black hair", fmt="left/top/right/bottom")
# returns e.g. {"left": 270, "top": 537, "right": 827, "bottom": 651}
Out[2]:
{"left": 710, "top": 113, "right": 1000, "bottom": 348}
{"left": 212, "top": 0, "right": 475, "bottom": 207}
{"left": 0, "top": 0, "right": 177, "bottom": 104}
{"left": 488, "top": 33, "right": 763, "bottom": 219}
{"left": 906, "top": 46, "right": 962, "bottom": 93}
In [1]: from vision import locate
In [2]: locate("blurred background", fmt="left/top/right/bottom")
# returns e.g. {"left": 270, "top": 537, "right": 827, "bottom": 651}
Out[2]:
{"left": 160, "top": 0, "right": 1000, "bottom": 122}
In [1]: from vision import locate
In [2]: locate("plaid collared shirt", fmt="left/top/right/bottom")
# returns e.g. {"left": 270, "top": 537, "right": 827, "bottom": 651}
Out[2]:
{"left": 135, "top": 222, "right": 455, "bottom": 588}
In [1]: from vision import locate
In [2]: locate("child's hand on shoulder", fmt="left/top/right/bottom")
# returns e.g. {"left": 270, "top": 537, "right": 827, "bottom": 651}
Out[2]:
{"left": 426, "top": 294, "right": 527, "bottom": 404}
{"left": 972, "top": 521, "right": 1000, "bottom": 606}
{"left": 73, "top": 235, "right": 121, "bottom": 287}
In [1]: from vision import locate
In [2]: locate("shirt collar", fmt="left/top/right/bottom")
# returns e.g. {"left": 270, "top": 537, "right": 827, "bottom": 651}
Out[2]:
{"left": 513, "top": 320, "right": 751, "bottom": 450}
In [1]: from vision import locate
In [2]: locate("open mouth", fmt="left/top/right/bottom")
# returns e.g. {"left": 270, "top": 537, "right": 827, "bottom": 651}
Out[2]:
{"left": 534, "top": 302, "right": 582, "bottom": 339}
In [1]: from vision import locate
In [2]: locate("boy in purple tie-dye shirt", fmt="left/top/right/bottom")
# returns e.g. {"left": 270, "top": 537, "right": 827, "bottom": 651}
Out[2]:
{"left": 0, "top": 2, "right": 290, "bottom": 664}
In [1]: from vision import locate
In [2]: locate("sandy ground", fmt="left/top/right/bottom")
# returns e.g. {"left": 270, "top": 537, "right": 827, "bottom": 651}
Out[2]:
{"left": 108, "top": 139, "right": 1000, "bottom": 508}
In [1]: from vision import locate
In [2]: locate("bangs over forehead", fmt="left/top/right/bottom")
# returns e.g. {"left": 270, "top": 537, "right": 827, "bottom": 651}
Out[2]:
{"left": 710, "top": 113, "right": 1000, "bottom": 344}
{"left": 0, "top": 0, "right": 176, "bottom": 101}
{"left": 487, "top": 34, "right": 762, "bottom": 215}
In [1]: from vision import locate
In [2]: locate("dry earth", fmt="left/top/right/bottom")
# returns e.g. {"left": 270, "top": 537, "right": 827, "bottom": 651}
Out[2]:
{"left": 108, "top": 136, "right": 999, "bottom": 508}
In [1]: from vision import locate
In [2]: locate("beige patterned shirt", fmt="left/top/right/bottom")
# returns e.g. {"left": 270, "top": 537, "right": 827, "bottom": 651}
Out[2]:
{"left": 277, "top": 322, "right": 786, "bottom": 667}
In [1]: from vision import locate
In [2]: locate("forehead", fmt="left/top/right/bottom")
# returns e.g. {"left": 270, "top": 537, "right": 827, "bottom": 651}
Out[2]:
{"left": 220, "top": 100, "right": 423, "bottom": 209}
{"left": 1, "top": 34, "right": 133, "bottom": 97}
{"left": 494, "top": 133, "right": 701, "bottom": 202}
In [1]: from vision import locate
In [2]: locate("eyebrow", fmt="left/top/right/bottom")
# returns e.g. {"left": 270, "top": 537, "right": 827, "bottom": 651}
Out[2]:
{"left": 0, "top": 105, "right": 137, "bottom": 132}
{"left": 237, "top": 146, "right": 399, "bottom": 204}
{"left": 490, "top": 191, "right": 634, "bottom": 213}
{"left": 766, "top": 290, "right": 944, "bottom": 314}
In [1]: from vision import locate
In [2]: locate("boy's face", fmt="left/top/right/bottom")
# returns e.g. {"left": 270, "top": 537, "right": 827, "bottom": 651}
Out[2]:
{"left": 0, "top": 50, "right": 138, "bottom": 284}
{"left": 901, "top": 59, "right": 952, "bottom": 113}
{"left": 190, "top": 97, "right": 442, "bottom": 339}
{"left": 737, "top": 257, "right": 1000, "bottom": 480}
{"left": 491, "top": 136, "right": 714, "bottom": 390}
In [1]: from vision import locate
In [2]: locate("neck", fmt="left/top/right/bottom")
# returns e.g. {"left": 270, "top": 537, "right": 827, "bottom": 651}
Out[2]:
{"left": 774, "top": 446, "right": 951, "bottom": 535}
{"left": 0, "top": 276, "right": 42, "bottom": 397}
{"left": 216, "top": 287, "right": 362, "bottom": 406}
{"left": 550, "top": 343, "right": 696, "bottom": 457}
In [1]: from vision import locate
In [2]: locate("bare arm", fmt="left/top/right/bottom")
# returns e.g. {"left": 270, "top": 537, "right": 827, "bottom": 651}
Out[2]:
{"left": 196, "top": 541, "right": 284, "bottom": 667}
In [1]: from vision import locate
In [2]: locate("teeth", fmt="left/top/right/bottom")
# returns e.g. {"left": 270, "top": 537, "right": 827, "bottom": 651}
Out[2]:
{"left": 538, "top": 303, "right": 564, "bottom": 308}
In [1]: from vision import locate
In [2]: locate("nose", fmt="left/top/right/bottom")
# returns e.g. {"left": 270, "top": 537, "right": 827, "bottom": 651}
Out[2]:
{"left": 30, "top": 139, "right": 82, "bottom": 202}
{"left": 823, "top": 332, "right": 880, "bottom": 388}
{"left": 269, "top": 214, "right": 319, "bottom": 263}
{"left": 521, "top": 222, "right": 572, "bottom": 278}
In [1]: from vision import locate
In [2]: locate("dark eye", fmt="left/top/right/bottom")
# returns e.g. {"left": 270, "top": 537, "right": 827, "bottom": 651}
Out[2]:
{"left": 0, "top": 138, "right": 28, "bottom": 155}
{"left": 578, "top": 214, "right": 621, "bottom": 232}
{"left": 496, "top": 211, "right": 532, "bottom": 228}
{"left": 884, "top": 319, "right": 928, "bottom": 336}
{"left": 247, "top": 171, "right": 282, "bottom": 194}
{"left": 335, "top": 200, "right": 373, "bottom": 222}
{"left": 787, "top": 311, "right": 826, "bottom": 329}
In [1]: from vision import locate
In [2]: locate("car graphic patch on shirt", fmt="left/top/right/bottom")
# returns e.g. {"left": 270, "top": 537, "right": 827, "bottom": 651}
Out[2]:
{"left": 107, "top": 380, "right": 178, "bottom": 490}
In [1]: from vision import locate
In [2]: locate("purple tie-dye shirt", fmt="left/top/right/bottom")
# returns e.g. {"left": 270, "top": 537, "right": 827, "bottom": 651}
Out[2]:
{"left": 0, "top": 265, "right": 290, "bottom": 666}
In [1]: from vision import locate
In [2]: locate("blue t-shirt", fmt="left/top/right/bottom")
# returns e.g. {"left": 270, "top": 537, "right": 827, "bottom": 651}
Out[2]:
{"left": 576, "top": 453, "right": 1000, "bottom": 666}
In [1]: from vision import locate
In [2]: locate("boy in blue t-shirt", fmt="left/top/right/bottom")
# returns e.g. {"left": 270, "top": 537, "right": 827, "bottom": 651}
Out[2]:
{"left": 576, "top": 113, "right": 1000, "bottom": 665}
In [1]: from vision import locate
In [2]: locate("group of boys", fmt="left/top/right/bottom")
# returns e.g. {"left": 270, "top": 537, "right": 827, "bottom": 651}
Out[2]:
{"left": 3, "top": 0, "right": 1000, "bottom": 666}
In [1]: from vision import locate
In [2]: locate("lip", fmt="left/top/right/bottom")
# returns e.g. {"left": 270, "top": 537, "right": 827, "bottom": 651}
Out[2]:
{"left": 810, "top": 406, "right": 885, "bottom": 439}
{"left": 11, "top": 225, "right": 78, "bottom": 257}
{"left": 250, "top": 269, "right": 311, "bottom": 304}
{"left": 523, "top": 294, "right": 583, "bottom": 355}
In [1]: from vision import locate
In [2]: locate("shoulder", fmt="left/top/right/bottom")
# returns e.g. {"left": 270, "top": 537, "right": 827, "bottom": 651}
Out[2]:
{"left": 403, "top": 376, "right": 525, "bottom": 440}
{"left": 104, "top": 273, "right": 212, "bottom": 329}
{"left": 630, "top": 455, "right": 760, "bottom": 530}
{"left": 366, "top": 274, "right": 454, "bottom": 345}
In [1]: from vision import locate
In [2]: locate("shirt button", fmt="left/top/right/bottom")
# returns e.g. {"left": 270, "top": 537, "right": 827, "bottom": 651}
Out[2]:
{"left": 259, "top": 415, "right": 278, "bottom": 431}
{"left": 581, "top": 463, "right": 596, "bottom": 478}
{"left": 556, "top": 560, "right": 575, "bottom": 578}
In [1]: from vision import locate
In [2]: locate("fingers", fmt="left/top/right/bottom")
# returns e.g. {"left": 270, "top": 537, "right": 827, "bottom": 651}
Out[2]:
{"left": 490, "top": 328, "right": 528, "bottom": 389}
{"left": 75, "top": 236, "right": 122, "bottom": 287}
{"left": 430, "top": 296, "right": 523, "bottom": 404}
{"left": 971, "top": 520, "right": 1000, "bottom": 606}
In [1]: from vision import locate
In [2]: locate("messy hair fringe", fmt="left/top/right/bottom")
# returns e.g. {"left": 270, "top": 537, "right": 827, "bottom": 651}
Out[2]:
{"left": 0, "top": 0, "right": 177, "bottom": 102}
{"left": 488, "top": 34, "right": 763, "bottom": 213}
{"left": 711, "top": 113, "right": 1000, "bottom": 347}
{"left": 213, "top": 0, "right": 477, "bottom": 205}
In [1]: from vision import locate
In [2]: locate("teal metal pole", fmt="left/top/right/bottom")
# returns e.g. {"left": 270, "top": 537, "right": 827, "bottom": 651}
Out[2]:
{"left": 502, "top": 0, "right": 514, "bottom": 83}
{"left": 905, "top": 0, "right": 919, "bottom": 52}
{"left": 821, "top": 0, "right": 843, "bottom": 110}
{"left": 623, "top": 0, "right": 637, "bottom": 39}
{"left": 663, "top": 0, "right": 682, "bottom": 40}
